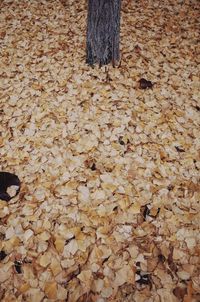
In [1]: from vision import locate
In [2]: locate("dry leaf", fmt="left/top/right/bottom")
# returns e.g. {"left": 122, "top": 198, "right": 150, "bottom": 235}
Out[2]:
{"left": 44, "top": 282, "right": 57, "bottom": 299}
{"left": 77, "top": 270, "right": 92, "bottom": 289}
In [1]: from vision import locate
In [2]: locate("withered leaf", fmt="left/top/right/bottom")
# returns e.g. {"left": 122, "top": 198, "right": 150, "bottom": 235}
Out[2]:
{"left": 0, "top": 251, "right": 7, "bottom": 261}
{"left": 90, "top": 163, "right": 96, "bottom": 171}
{"left": 173, "top": 286, "right": 187, "bottom": 300}
{"left": 136, "top": 271, "right": 151, "bottom": 286}
{"left": 138, "top": 78, "right": 153, "bottom": 89}
{"left": 118, "top": 136, "right": 125, "bottom": 145}
{"left": 0, "top": 172, "right": 20, "bottom": 201}
{"left": 175, "top": 146, "right": 185, "bottom": 153}
{"left": 14, "top": 260, "right": 22, "bottom": 274}
{"left": 134, "top": 44, "right": 142, "bottom": 53}
{"left": 158, "top": 254, "right": 166, "bottom": 263}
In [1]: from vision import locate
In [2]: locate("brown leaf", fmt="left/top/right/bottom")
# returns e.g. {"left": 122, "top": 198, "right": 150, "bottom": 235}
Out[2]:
{"left": 173, "top": 286, "right": 187, "bottom": 300}
{"left": 138, "top": 78, "right": 153, "bottom": 89}
{"left": 44, "top": 282, "right": 57, "bottom": 299}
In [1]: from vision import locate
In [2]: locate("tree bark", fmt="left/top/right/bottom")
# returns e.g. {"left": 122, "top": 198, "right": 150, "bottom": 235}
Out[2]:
{"left": 86, "top": 0, "right": 121, "bottom": 66}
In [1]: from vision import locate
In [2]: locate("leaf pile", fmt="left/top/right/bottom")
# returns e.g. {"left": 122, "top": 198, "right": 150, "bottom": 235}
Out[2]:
{"left": 0, "top": 0, "right": 199, "bottom": 301}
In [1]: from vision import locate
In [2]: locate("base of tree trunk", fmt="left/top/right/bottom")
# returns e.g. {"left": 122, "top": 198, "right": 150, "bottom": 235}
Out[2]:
{"left": 86, "top": 0, "right": 121, "bottom": 66}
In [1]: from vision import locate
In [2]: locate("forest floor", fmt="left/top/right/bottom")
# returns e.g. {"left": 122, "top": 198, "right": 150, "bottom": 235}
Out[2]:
{"left": 0, "top": 0, "right": 199, "bottom": 301}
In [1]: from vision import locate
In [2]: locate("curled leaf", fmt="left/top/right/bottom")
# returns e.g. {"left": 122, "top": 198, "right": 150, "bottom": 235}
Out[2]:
{"left": 14, "top": 260, "right": 22, "bottom": 274}
{"left": 138, "top": 78, "right": 153, "bottom": 89}
{"left": 0, "top": 172, "right": 20, "bottom": 201}
{"left": 0, "top": 250, "right": 7, "bottom": 261}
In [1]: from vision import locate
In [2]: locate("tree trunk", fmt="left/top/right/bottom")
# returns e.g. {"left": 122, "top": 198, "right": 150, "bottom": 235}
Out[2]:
{"left": 86, "top": 0, "right": 121, "bottom": 66}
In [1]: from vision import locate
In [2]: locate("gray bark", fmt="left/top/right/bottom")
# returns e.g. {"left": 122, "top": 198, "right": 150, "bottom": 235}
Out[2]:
{"left": 86, "top": 0, "right": 121, "bottom": 66}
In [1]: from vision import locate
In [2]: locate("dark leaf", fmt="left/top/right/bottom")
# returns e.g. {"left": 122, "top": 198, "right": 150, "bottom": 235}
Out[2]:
{"left": 91, "top": 163, "right": 96, "bottom": 171}
{"left": 136, "top": 262, "right": 141, "bottom": 268}
{"left": 137, "top": 276, "right": 150, "bottom": 285}
{"left": 173, "top": 287, "right": 187, "bottom": 300}
{"left": 134, "top": 44, "right": 142, "bottom": 53}
{"left": 158, "top": 254, "right": 166, "bottom": 263}
{"left": 0, "top": 250, "right": 7, "bottom": 261}
{"left": 0, "top": 233, "right": 5, "bottom": 240}
{"left": 139, "top": 78, "right": 153, "bottom": 89}
{"left": 168, "top": 184, "right": 174, "bottom": 191}
{"left": 143, "top": 205, "right": 150, "bottom": 219}
{"left": 136, "top": 271, "right": 151, "bottom": 285}
{"left": 118, "top": 136, "right": 125, "bottom": 145}
{"left": 0, "top": 172, "right": 20, "bottom": 202}
{"left": 175, "top": 146, "right": 185, "bottom": 153}
{"left": 14, "top": 260, "right": 22, "bottom": 274}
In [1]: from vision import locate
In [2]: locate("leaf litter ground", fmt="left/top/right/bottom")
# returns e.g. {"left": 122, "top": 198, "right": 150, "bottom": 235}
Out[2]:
{"left": 0, "top": 0, "right": 199, "bottom": 301}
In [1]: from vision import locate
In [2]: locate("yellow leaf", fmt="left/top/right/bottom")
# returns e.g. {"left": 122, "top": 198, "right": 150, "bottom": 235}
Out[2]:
{"left": 19, "top": 283, "right": 30, "bottom": 293}
{"left": 55, "top": 237, "right": 65, "bottom": 253}
{"left": 77, "top": 270, "right": 92, "bottom": 289}
{"left": 44, "top": 282, "right": 57, "bottom": 299}
{"left": 50, "top": 258, "right": 62, "bottom": 276}
{"left": 39, "top": 252, "right": 51, "bottom": 267}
